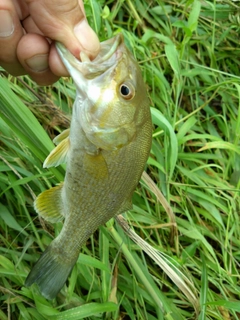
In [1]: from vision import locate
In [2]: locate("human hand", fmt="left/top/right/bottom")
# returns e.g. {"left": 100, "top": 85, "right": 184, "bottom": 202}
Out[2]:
{"left": 0, "top": 0, "right": 100, "bottom": 85}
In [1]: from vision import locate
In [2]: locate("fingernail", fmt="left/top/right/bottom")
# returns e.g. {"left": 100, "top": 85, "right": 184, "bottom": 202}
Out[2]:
{"left": 25, "top": 54, "right": 49, "bottom": 72}
{"left": 0, "top": 10, "right": 14, "bottom": 37}
{"left": 74, "top": 19, "right": 100, "bottom": 56}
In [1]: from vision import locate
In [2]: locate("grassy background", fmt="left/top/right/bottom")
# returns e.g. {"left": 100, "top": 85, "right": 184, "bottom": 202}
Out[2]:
{"left": 0, "top": 0, "right": 240, "bottom": 319}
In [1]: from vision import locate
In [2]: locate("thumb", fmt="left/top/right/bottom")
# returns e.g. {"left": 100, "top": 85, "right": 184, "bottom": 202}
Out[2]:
{"left": 24, "top": 0, "right": 100, "bottom": 59}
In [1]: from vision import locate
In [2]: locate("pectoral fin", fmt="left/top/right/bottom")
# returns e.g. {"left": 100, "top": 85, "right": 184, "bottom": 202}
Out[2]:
{"left": 83, "top": 152, "right": 108, "bottom": 179}
{"left": 43, "top": 137, "right": 70, "bottom": 168}
{"left": 34, "top": 183, "right": 64, "bottom": 223}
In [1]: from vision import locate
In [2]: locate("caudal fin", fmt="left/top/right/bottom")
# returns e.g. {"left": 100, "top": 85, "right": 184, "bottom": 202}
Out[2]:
{"left": 25, "top": 245, "right": 76, "bottom": 300}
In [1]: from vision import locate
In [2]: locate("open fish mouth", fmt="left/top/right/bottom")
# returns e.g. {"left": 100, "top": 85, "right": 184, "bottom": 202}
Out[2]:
{"left": 80, "top": 34, "right": 122, "bottom": 64}
{"left": 56, "top": 34, "right": 124, "bottom": 79}
{"left": 56, "top": 34, "right": 138, "bottom": 151}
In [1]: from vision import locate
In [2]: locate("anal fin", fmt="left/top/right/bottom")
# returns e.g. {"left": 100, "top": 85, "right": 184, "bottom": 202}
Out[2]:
{"left": 34, "top": 183, "right": 64, "bottom": 223}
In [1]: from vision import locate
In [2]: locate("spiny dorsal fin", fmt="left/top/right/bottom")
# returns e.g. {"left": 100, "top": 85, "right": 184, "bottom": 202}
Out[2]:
{"left": 34, "top": 183, "right": 64, "bottom": 223}
{"left": 43, "top": 137, "right": 70, "bottom": 168}
{"left": 53, "top": 129, "right": 70, "bottom": 145}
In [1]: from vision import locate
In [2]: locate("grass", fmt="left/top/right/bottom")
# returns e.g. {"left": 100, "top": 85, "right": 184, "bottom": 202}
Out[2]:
{"left": 0, "top": 0, "right": 240, "bottom": 319}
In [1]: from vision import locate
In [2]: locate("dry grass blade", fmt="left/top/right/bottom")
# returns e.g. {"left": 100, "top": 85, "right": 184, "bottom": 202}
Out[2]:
{"left": 115, "top": 214, "right": 199, "bottom": 313}
{"left": 141, "top": 171, "right": 178, "bottom": 245}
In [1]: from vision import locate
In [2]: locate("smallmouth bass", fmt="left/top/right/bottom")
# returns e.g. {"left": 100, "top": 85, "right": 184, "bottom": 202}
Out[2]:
{"left": 25, "top": 34, "right": 152, "bottom": 299}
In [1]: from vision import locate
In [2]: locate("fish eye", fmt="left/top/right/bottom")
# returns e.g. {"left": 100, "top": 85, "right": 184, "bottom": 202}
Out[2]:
{"left": 119, "top": 83, "right": 135, "bottom": 100}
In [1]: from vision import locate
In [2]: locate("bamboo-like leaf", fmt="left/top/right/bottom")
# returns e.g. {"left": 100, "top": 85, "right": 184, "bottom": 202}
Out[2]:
{"left": 0, "top": 77, "right": 64, "bottom": 181}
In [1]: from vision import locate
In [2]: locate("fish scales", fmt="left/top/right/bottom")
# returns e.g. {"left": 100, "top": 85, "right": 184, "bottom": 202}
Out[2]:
{"left": 25, "top": 34, "right": 152, "bottom": 300}
{"left": 61, "top": 124, "right": 151, "bottom": 245}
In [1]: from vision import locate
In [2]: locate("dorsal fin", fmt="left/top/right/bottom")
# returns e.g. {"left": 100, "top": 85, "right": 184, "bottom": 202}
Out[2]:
{"left": 53, "top": 128, "right": 70, "bottom": 145}
{"left": 43, "top": 136, "right": 70, "bottom": 168}
{"left": 34, "top": 183, "right": 64, "bottom": 223}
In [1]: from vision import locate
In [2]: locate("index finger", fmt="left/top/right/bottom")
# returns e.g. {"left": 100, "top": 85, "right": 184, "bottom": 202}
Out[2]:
{"left": 24, "top": 0, "right": 100, "bottom": 59}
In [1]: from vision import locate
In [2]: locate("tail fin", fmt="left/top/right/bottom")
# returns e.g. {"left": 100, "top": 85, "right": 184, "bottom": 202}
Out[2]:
{"left": 25, "top": 244, "right": 76, "bottom": 300}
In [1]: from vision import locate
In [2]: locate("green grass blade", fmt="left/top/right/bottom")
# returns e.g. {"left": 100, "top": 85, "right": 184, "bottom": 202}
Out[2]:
{"left": 52, "top": 302, "right": 117, "bottom": 320}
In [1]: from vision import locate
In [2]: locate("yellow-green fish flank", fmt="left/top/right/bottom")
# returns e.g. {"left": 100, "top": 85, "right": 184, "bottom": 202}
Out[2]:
{"left": 25, "top": 34, "right": 152, "bottom": 299}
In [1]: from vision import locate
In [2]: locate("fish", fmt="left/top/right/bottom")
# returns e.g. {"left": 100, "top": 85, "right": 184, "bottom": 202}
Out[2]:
{"left": 25, "top": 34, "right": 152, "bottom": 300}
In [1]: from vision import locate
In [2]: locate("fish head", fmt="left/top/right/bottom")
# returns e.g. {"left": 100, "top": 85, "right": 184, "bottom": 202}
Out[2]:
{"left": 56, "top": 34, "right": 150, "bottom": 151}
